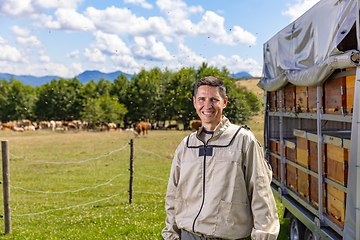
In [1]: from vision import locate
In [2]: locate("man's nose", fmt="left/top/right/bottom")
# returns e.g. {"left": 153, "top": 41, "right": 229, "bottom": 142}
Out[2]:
{"left": 204, "top": 99, "right": 212, "bottom": 108}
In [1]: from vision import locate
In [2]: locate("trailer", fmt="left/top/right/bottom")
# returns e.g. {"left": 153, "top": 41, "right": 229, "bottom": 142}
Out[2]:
{"left": 258, "top": 0, "right": 360, "bottom": 239}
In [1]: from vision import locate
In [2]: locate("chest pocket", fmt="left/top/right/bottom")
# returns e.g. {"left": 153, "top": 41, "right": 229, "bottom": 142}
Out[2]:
{"left": 211, "top": 148, "right": 244, "bottom": 189}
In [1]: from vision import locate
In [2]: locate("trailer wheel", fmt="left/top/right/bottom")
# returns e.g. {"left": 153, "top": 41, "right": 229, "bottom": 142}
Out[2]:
{"left": 304, "top": 229, "right": 313, "bottom": 240}
{"left": 289, "top": 216, "right": 305, "bottom": 240}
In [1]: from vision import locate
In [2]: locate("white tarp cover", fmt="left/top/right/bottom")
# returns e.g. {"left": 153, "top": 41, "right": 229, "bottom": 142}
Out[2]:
{"left": 258, "top": 0, "right": 359, "bottom": 91}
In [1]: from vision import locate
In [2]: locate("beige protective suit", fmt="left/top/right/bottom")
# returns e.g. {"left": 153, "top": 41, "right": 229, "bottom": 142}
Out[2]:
{"left": 162, "top": 117, "right": 279, "bottom": 240}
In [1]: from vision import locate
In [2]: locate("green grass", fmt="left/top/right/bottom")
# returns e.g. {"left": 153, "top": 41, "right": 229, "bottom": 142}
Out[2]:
{"left": 0, "top": 128, "right": 288, "bottom": 239}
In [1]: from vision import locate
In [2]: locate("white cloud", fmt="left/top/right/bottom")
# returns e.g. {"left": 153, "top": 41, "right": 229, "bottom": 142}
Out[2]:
{"left": 209, "top": 54, "right": 262, "bottom": 77}
{"left": 92, "top": 31, "right": 132, "bottom": 55}
{"left": 195, "top": 11, "right": 256, "bottom": 46}
{"left": 39, "top": 55, "right": 51, "bottom": 63}
{"left": 132, "top": 36, "right": 172, "bottom": 61}
{"left": 196, "top": 11, "right": 226, "bottom": 36}
{"left": 69, "top": 62, "right": 83, "bottom": 76}
{"left": 66, "top": 50, "right": 80, "bottom": 59}
{"left": 156, "top": 1, "right": 255, "bottom": 46}
{"left": 177, "top": 43, "right": 206, "bottom": 66}
{"left": 35, "top": 0, "right": 84, "bottom": 9}
{"left": 0, "top": 0, "right": 42, "bottom": 19}
{"left": 0, "top": 45, "right": 26, "bottom": 62}
{"left": 214, "top": 26, "right": 257, "bottom": 46}
{"left": 110, "top": 55, "right": 139, "bottom": 69}
{"left": 124, "top": 0, "right": 153, "bottom": 9}
{"left": 39, "top": 14, "right": 61, "bottom": 29}
{"left": 282, "top": 0, "right": 320, "bottom": 22}
{"left": 16, "top": 36, "right": 43, "bottom": 48}
{"left": 25, "top": 62, "right": 73, "bottom": 78}
{"left": 44, "top": 8, "right": 95, "bottom": 31}
{"left": 85, "top": 6, "right": 169, "bottom": 36}
{"left": 156, "top": 0, "right": 203, "bottom": 36}
{"left": 83, "top": 48, "right": 106, "bottom": 63}
{"left": 0, "top": 36, "right": 6, "bottom": 44}
{"left": 11, "top": 25, "right": 31, "bottom": 37}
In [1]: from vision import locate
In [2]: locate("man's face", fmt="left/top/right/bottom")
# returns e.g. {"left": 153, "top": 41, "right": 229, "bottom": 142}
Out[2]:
{"left": 193, "top": 85, "right": 228, "bottom": 131}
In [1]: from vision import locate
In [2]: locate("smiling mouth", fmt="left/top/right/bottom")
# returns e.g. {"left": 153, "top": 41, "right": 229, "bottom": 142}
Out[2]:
{"left": 202, "top": 111, "right": 214, "bottom": 116}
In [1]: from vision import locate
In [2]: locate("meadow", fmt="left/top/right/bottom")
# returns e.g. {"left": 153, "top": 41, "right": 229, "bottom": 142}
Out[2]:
{"left": 0, "top": 79, "right": 289, "bottom": 239}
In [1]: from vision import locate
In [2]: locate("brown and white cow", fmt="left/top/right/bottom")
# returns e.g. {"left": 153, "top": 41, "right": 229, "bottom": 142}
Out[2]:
{"left": 136, "top": 122, "right": 150, "bottom": 137}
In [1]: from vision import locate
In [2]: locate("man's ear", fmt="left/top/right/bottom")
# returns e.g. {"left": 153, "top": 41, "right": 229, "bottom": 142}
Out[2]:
{"left": 223, "top": 96, "right": 228, "bottom": 108}
{"left": 193, "top": 96, "right": 196, "bottom": 108}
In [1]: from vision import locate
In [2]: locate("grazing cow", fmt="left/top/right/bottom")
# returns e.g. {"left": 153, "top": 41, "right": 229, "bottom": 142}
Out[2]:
{"left": 32, "top": 122, "right": 39, "bottom": 130}
{"left": 50, "top": 120, "right": 56, "bottom": 131}
{"left": 13, "top": 126, "right": 24, "bottom": 132}
{"left": 108, "top": 123, "right": 116, "bottom": 131}
{"left": 136, "top": 122, "right": 150, "bottom": 137}
{"left": 21, "top": 119, "right": 32, "bottom": 127}
{"left": 2, "top": 123, "right": 14, "bottom": 129}
{"left": 40, "top": 121, "right": 50, "bottom": 129}
{"left": 191, "top": 120, "right": 202, "bottom": 131}
{"left": 24, "top": 126, "right": 35, "bottom": 131}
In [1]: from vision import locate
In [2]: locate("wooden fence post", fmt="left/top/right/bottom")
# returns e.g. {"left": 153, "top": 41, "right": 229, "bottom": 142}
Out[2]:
{"left": 1, "top": 141, "right": 11, "bottom": 234}
{"left": 129, "top": 139, "right": 134, "bottom": 204}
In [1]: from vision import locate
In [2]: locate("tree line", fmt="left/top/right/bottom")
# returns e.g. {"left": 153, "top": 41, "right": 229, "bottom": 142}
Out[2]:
{"left": 0, "top": 63, "right": 261, "bottom": 129}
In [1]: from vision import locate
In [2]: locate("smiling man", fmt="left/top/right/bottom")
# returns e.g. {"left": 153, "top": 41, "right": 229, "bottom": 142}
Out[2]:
{"left": 162, "top": 76, "right": 279, "bottom": 240}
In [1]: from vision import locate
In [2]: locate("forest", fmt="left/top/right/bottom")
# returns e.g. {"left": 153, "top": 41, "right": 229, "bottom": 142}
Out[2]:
{"left": 0, "top": 63, "right": 261, "bottom": 129}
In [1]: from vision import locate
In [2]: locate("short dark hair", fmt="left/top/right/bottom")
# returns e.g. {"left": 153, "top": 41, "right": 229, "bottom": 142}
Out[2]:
{"left": 194, "top": 76, "right": 226, "bottom": 99}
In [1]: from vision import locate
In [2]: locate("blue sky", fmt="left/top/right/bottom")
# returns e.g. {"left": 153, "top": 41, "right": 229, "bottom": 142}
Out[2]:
{"left": 0, "top": 0, "right": 320, "bottom": 78}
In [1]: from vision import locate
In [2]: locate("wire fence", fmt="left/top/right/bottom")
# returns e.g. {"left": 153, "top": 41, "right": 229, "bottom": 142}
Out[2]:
{"left": 1, "top": 140, "right": 171, "bottom": 224}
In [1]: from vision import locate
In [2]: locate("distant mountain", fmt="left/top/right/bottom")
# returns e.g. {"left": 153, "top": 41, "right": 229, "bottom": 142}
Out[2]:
{"left": 0, "top": 73, "right": 61, "bottom": 86}
{"left": 0, "top": 70, "right": 133, "bottom": 86}
{"left": 75, "top": 70, "right": 133, "bottom": 84}
{"left": 229, "top": 72, "right": 253, "bottom": 78}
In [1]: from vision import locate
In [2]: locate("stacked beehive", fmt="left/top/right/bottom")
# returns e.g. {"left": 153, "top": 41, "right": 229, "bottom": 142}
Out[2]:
{"left": 284, "top": 140, "right": 297, "bottom": 193}
{"left": 269, "top": 138, "right": 280, "bottom": 181}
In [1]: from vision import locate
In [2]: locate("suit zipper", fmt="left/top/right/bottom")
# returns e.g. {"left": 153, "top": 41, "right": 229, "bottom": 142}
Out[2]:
{"left": 192, "top": 153, "right": 206, "bottom": 233}
{"left": 192, "top": 134, "right": 211, "bottom": 233}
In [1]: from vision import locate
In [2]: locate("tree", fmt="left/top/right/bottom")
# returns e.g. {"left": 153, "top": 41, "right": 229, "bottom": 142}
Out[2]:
{"left": 1, "top": 78, "right": 36, "bottom": 122}
{"left": 34, "top": 78, "right": 83, "bottom": 120}
{"left": 165, "top": 67, "right": 197, "bottom": 129}
{"left": 80, "top": 95, "right": 127, "bottom": 125}
{"left": 125, "top": 68, "right": 166, "bottom": 125}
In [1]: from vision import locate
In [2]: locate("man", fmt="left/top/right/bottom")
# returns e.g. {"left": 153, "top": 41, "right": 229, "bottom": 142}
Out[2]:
{"left": 162, "top": 76, "right": 279, "bottom": 240}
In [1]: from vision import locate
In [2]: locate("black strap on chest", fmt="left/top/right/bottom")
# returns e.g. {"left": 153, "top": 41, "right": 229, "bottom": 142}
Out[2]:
{"left": 199, "top": 146, "right": 213, "bottom": 156}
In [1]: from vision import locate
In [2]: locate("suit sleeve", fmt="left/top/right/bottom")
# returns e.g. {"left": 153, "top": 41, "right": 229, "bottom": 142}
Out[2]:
{"left": 161, "top": 140, "right": 184, "bottom": 240}
{"left": 243, "top": 135, "right": 280, "bottom": 240}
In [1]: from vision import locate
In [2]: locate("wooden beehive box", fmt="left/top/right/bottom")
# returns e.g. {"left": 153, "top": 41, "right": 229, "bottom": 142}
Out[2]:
{"left": 270, "top": 155, "right": 278, "bottom": 180}
{"left": 324, "top": 76, "right": 346, "bottom": 115}
{"left": 286, "top": 164, "right": 297, "bottom": 193}
{"left": 326, "top": 144, "right": 349, "bottom": 186}
{"left": 296, "top": 136, "right": 310, "bottom": 168}
{"left": 346, "top": 67, "right": 355, "bottom": 115}
{"left": 327, "top": 184, "right": 346, "bottom": 228}
{"left": 310, "top": 175, "right": 326, "bottom": 211}
{"left": 284, "top": 85, "right": 296, "bottom": 112}
{"left": 269, "top": 138, "right": 278, "bottom": 154}
{"left": 309, "top": 141, "right": 326, "bottom": 174}
{"left": 298, "top": 169, "right": 310, "bottom": 203}
{"left": 295, "top": 86, "right": 308, "bottom": 113}
{"left": 308, "top": 86, "right": 319, "bottom": 113}
{"left": 285, "top": 139, "right": 296, "bottom": 163}
{"left": 277, "top": 159, "right": 282, "bottom": 182}
{"left": 269, "top": 91, "right": 277, "bottom": 112}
